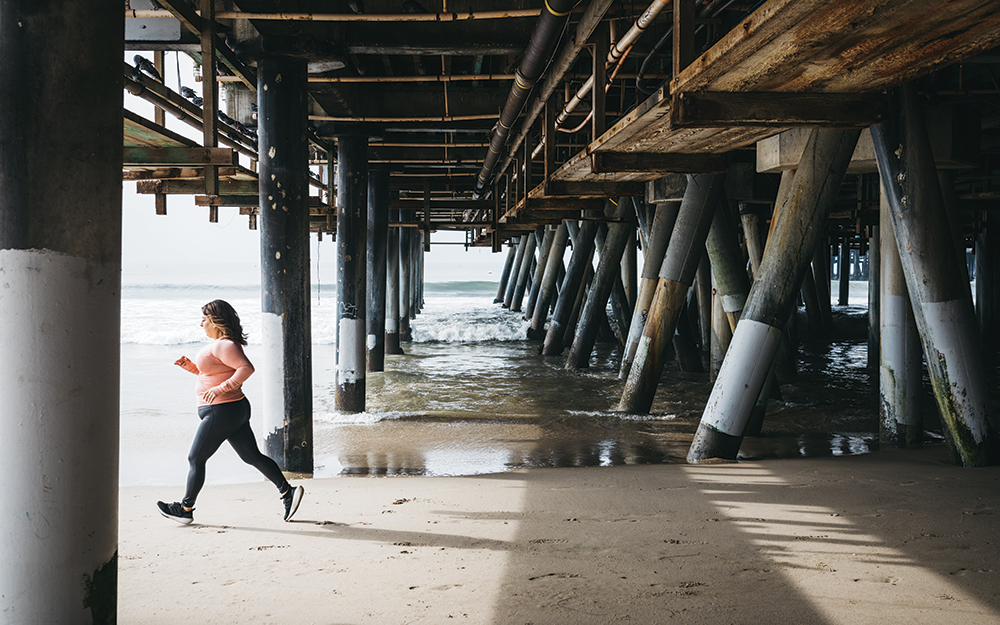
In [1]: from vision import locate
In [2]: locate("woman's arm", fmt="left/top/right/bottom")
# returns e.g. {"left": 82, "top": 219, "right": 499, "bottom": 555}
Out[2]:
{"left": 174, "top": 356, "right": 199, "bottom": 374}
{"left": 205, "top": 341, "right": 255, "bottom": 397}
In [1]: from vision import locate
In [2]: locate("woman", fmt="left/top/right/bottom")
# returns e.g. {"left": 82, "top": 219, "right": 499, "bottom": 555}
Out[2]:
{"left": 157, "top": 299, "right": 304, "bottom": 524}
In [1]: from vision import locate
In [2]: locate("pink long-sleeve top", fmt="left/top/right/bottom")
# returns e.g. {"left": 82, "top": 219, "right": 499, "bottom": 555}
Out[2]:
{"left": 192, "top": 338, "right": 255, "bottom": 406}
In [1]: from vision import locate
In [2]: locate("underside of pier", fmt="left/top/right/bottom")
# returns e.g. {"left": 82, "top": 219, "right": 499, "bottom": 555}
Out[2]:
{"left": 3, "top": 0, "right": 1000, "bottom": 619}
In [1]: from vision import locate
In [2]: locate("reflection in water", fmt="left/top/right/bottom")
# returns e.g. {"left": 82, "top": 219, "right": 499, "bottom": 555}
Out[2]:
{"left": 311, "top": 301, "right": 942, "bottom": 478}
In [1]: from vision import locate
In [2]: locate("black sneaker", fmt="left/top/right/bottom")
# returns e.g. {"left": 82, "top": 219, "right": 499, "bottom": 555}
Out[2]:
{"left": 157, "top": 501, "right": 194, "bottom": 525}
{"left": 281, "top": 485, "right": 304, "bottom": 522}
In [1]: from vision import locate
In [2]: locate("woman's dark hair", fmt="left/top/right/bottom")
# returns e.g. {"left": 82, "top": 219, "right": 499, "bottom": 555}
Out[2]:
{"left": 202, "top": 299, "right": 248, "bottom": 345}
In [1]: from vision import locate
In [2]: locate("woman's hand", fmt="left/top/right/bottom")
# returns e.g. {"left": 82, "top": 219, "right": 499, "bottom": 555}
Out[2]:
{"left": 202, "top": 388, "right": 218, "bottom": 404}
{"left": 174, "top": 356, "right": 198, "bottom": 374}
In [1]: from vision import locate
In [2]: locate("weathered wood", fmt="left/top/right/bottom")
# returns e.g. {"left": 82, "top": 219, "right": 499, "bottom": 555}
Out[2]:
{"left": 124, "top": 110, "right": 197, "bottom": 148}
{"left": 136, "top": 178, "right": 258, "bottom": 194}
{"left": 195, "top": 194, "right": 258, "bottom": 207}
{"left": 591, "top": 152, "right": 727, "bottom": 174}
{"left": 543, "top": 180, "right": 645, "bottom": 197}
{"left": 671, "top": 92, "right": 887, "bottom": 128}
{"left": 123, "top": 146, "right": 236, "bottom": 166}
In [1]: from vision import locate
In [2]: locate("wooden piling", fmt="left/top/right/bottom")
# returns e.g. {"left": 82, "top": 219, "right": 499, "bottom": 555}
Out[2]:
{"left": 543, "top": 219, "right": 599, "bottom": 355}
{"left": 367, "top": 169, "right": 390, "bottom": 372}
{"left": 334, "top": 134, "right": 368, "bottom": 413}
{"left": 872, "top": 85, "right": 996, "bottom": 466}
{"left": 620, "top": 201, "right": 680, "bottom": 379}
{"left": 688, "top": 129, "right": 861, "bottom": 461}
{"left": 528, "top": 222, "right": 570, "bottom": 340}
{"left": 618, "top": 174, "right": 723, "bottom": 413}
{"left": 258, "top": 55, "right": 313, "bottom": 467}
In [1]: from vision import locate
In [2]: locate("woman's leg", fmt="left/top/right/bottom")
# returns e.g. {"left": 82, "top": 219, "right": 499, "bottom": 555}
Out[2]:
{"left": 181, "top": 401, "right": 248, "bottom": 507}
{"left": 226, "top": 401, "right": 290, "bottom": 493}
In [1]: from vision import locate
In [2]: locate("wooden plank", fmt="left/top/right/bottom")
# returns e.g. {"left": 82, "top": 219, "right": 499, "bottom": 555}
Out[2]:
{"left": 670, "top": 92, "right": 887, "bottom": 128}
{"left": 591, "top": 152, "right": 728, "bottom": 174}
{"left": 543, "top": 180, "right": 645, "bottom": 197}
{"left": 195, "top": 194, "right": 259, "bottom": 207}
{"left": 137, "top": 178, "right": 258, "bottom": 195}
{"left": 123, "top": 147, "right": 236, "bottom": 166}
{"left": 526, "top": 197, "right": 607, "bottom": 210}
{"left": 124, "top": 110, "right": 197, "bottom": 148}
{"left": 672, "top": 0, "right": 1000, "bottom": 94}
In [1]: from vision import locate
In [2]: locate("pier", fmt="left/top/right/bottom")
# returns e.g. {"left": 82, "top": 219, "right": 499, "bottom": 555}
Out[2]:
{"left": 3, "top": 0, "right": 1000, "bottom": 619}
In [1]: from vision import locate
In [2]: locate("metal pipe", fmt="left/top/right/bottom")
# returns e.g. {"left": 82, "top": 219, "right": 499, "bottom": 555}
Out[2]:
{"left": 474, "top": 0, "right": 576, "bottom": 196}
{"left": 129, "top": 8, "right": 557, "bottom": 21}
{"left": 312, "top": 113, "right": 498, "bottom": 122}
{"left": 556, "top": 0, "right": 670, "bottom": 127}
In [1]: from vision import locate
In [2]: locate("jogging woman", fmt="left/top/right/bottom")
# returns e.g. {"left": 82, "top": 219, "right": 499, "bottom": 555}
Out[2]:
{"left": 157, "top": 299, "right": 304, "bottom": 524}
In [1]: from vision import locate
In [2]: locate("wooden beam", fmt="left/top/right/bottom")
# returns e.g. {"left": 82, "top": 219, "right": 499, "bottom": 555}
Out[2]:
{"left": 137, "top": 178, "right": 258, "bottom": 195}
{"left": 591, "top": 151, "right": 728, "bottom": 174}
{"left": 155, "top": 0, "right": 256, "bottom": 90}
{"left": 673, "top": 0, "right": 696, "bottom": 77}
{"left": 543, "top": 180, "right": 645, "bottom": 197}
{"left": 195, "top": 194, "right": 259, "bottom": 207}
{"left": 526, "top": 197, "right": 607, "bottom": 210}
{"left": 123, "top": 147, "right": 237, "bottom": 166}
{"left": 670, "top": 91, "right": 887, "bottom": 128}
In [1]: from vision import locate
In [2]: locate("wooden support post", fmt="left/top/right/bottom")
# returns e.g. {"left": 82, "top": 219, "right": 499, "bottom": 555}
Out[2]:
{"left": 258, "top": 54, "right": 312, "bottom": 470}
{"left": 813, "top": 238, "right": 835, "bottom": 332}
{"left": 386, "top": 207, "right": 404, "bottom": 355}
{"left": 623, "top": 230, "right": 637, "bottom": 309}
{"left": 0, "top": 0, "right": 122, "bottom": 616}
{"left": 868, "top": 222, "right": 881, "bottom": 377}
{"left": 689, "top": 128, "right": 861, "bottom": 461}
{"left": 544, "top": 99, "right": 557, "bottom": 181}
{"left": 511, "top": 231, "right": 538, "bottom": 313}
{"left": 399, "top": 210, "right": 412, "bottom": 341}
{"left": 838, "top": 236, "right": 851, "bottom": 305}
{"left": 618, "top": 174, "right": 724, "bottom": 413}
{"left": 495, "top": 243, "right": 517, "bottom": 304}
{"left": 504, "top": 235, "right": 529, "bottom": 309}
{"left": 367, "top": 169, "right": 390, "bottom": 372}
{"left": 620, "top": 201, "right": 680, "bottom": 379}
{"left": 977, "top": 211, "right": 1000, "bottom": 365}
{"left": 335, "top": 134, "right": 368, "bottom": 413}
{"left": 525, "top": 227, "right": 556, "bottom": 319}
{"left": 567, "top": 202, "right": 632, "bottom": 368}
{"left": 544, "top": 219, "right": 600, "bottom": 356}
{"left": 872, "top": 85, "right": 995, "bottom": 466}
{"left": 673, "top": 0, "right": 696, "bottom": 78}
{"left": 200, "top": 0, "right": 218, "bottom": 199}
{"left": 879, "top": 183, "right": 922, "bottom": 448}
{"left": 528, "top": 222, "right": 570, "bottom": 340}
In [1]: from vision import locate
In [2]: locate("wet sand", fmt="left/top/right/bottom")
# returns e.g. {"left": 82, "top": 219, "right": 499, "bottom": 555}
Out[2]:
{"left": 120, "top": 446, "right": 1000, "bottom": 624}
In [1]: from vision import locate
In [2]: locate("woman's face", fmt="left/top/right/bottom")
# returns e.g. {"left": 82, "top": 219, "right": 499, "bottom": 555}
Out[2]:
{"left": 201, "top": 315, "right": 223, "bottom": 339}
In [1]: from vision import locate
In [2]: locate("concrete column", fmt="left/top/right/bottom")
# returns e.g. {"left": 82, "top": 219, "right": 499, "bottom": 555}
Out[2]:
{"left": 528, "top": 222, "right": 570, "bottom": 340}
{"left": 258, "top": 55, "right": 312, "bottom": 470}
{"left": 623, "top": 231, "right": 638, "bottom": 309}
{"left": 618, "top": 174, "right": 723, "bottom": 413}
{"left": 564, "top": 262, "right": 596, "bottom": 349}
{"left": 813, "top": 239, "right": 835, "bottom": 331}
{"left": 688, "top": 128, "right": 861, "bottom": 461}
{"left": 367, "top": 169, "right": 390, "bottom": 372}
{"left": 872, "top": 84, "right": 996, "bottom": 466}
{"left": 710, "top": 281, "right": 733, "bottom": 380}
{"left": 525, "top": 227, "right": 555, "bottom": 319}
{"left": 543, "top": 220, "right": 599, "bottom": 355}
{"left": 879, "top": 185, "right": 922, "bottom": 448}
{"left": 504, "top": 234, "right": 529, "bottom": 308}
{"left": 511, "top": 232, "right": 538, "bottom": 312}
{"left": 413, "top": 230, "right": 424, "bottom": 314}
{"left": 567, "top": 203, "right": 632, "bottom": 368}
{"left": 385, "top": 208, "right": 404, "bottom": 355}
{"left": 334, "top": 134, "right": 368, "bottom": 413}
{"left": 801, "top": 264, "right": 824, "bottom": 335}
{"left": 399, "top": 216, "right": 412, "bottom": 341}
{"left": 620, "top": 201, "right": 680, "bottom": 379}
{"left": 838, "top": 236, "right": 851, "bottom": 305}
{"left": 0, "top": 1, "right": 121, "bottom": 619}
{"left": 694, "top": 252, "right": 713, "bottom": 353}
{"left": 495, "top": 243, "right": 517, "bottom": 303}
{"left": 740, "top": 205, "right": 765, "bottom": 278}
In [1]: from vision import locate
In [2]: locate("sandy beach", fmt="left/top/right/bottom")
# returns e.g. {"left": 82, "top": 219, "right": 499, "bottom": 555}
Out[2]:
{"left": 119, "top": 446, "right": 1000, "bottom": 624}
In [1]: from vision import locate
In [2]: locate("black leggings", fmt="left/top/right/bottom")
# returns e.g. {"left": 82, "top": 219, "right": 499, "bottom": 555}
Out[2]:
{"left": 182, "top": 397, "right": 288, "bottom": 507}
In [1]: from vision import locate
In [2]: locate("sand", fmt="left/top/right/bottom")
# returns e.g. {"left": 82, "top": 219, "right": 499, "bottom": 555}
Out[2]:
{"left": 119, "top": 446, "right": 1000, "bottom": 624}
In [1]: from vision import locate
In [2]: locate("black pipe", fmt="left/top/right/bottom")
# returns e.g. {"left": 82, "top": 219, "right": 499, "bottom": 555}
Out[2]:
{"left": 474, "top": 0, "right": 575, "bottom": 196}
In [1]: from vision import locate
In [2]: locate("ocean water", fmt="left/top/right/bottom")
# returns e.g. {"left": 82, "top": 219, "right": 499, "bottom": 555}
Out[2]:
{"left": 122, "top": 279, "right": 920, "bottom": 488}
